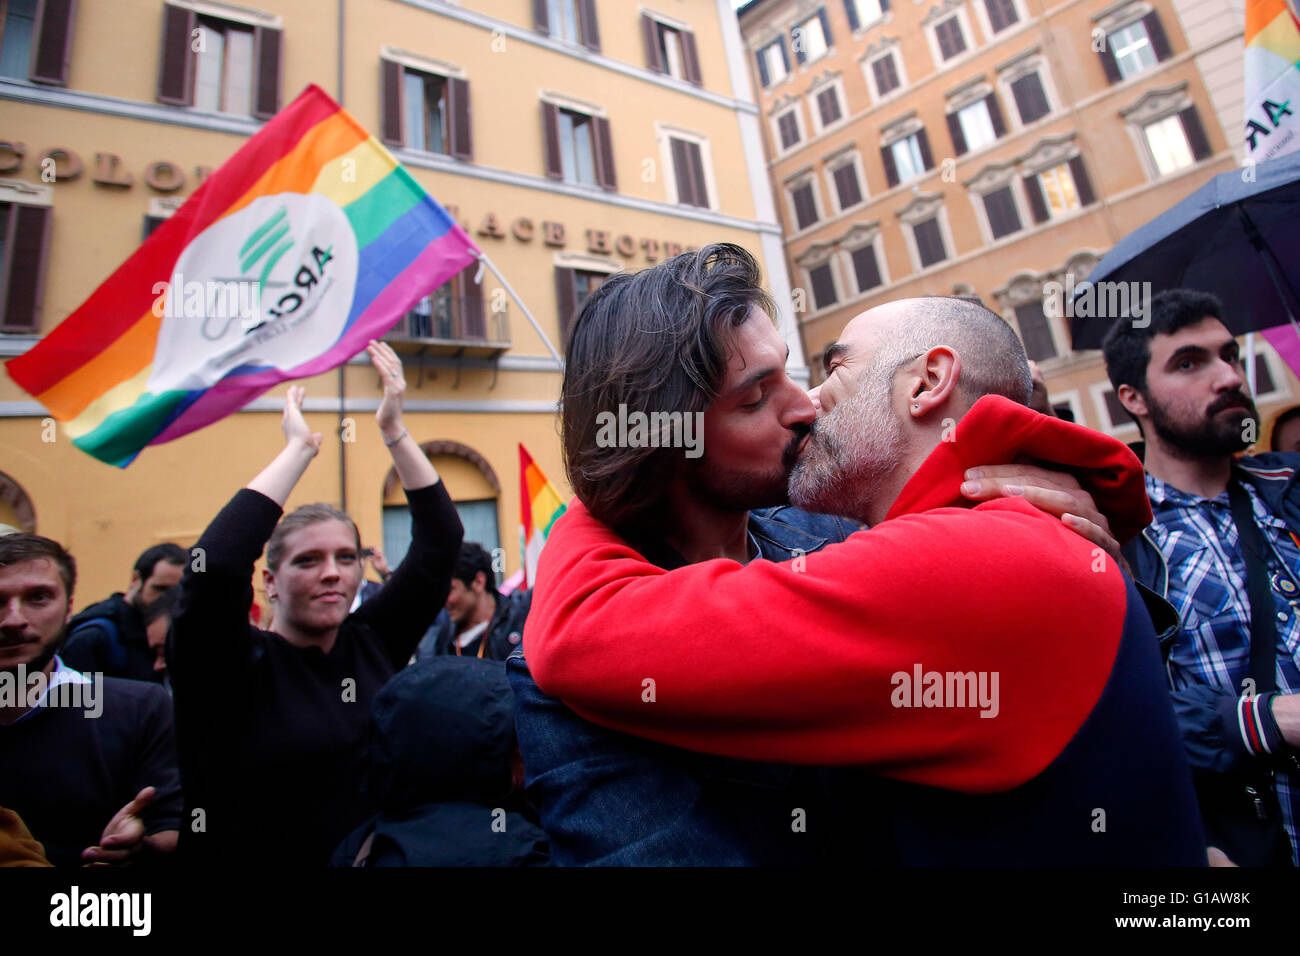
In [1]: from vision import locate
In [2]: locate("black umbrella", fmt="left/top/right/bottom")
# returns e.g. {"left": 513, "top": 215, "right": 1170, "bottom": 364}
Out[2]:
{"left": 1069, "top": 151, "right": 1300, "bottom": 351}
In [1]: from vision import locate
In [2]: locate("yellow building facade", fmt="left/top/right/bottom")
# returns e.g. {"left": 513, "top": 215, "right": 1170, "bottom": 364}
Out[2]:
{"left": 0, "top": 0, "right": 797, "bottom": 611}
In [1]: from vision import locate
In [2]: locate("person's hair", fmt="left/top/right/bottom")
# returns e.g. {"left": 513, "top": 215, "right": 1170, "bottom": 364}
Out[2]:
{"left": 452, "top": 542, "right": 497, "bottom": 596}
{"left": 133, "top": 542, "right": 187, "bottom": 582}
{"left": 142, "top": 585, "right": 182, "bottom": 626}
{"left": 561, "top": 242, "right": 777, "bottom": 530}
{"left": 1270, "top": 405, "right": 1300, "bottom": 452}
{"left": 0, "top": 533, "right": 76, "bottom": 603}
{"left": 1102, "top": 288, "right": 1224, "bottom": 398}
{"left": 871, "top": 296, "right": 1034, "bottom": 406}
{"left": 265, "top": 503, "right": 360, "bottom": 571}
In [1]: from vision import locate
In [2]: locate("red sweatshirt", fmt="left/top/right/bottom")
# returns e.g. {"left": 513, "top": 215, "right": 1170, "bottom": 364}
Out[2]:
{"left": 523, "top": 395, "right": 1154, "bottom": 794}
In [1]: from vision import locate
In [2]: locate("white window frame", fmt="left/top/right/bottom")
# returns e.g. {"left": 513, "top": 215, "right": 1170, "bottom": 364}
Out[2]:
{"left": 841, "top": 226, "right": 890, "bottom": 296}
{"left": 758, "top": 37, "right": 790, "bottom": 88}
{"left": 848, "top": 0, "right": 889, "bottom": 32}
{"left": 1118, "top": 82, "right": 1198, "bottom": 182}
{"left": 924, "top": 4, "right": 976, "bottom": 71}
{"left": 964, "top": 165, "right": 1029, "bottom": 246}
{"left": 655, "top": 123, "right": 719, "bottom": 212}
{"left": 971, "top": 0, "right": 1027, "bottom": 41}
{"left": 771, "top": 102, "right": 807, "bottom": 156}
{"left": 1251, "top": 344, "right": 1289, "bottom": 405}
{"left": 1108, "top": 19, "right": 1158, "bottom": 81}
{"left": 1092, "top": 381, "right": 1140, "bottom": 438}
{"left": 643, "top": 9, "right": 693, "bottom": 82}
{"left": 896, "top": 194, "right": 954, "bottom": 273}
{"left": 994, "top": 271, "right": 1067, "bottom": 368}
{"left": 167, "top": 0, "right": 281, "bottom": 29}
{"left": 1047, "top": 388, "right": 1084, "bottom": 426}
{"left": 803, "top": 254, "right": 844, "bottom": 315}
{"left": 956, "top": 97, "right": 998, "bottom": 153}
{"left": 792, "top": 12, "right": 830, "bottom": 67}
{"left": 785, "top": 171, "right": 825, "bottom": 236}
{"left": 863, "top": 45, "right": 908, "bottom": 104}
{"left": 995, "top": 49, "right": 1059, "bottom": 132}
{"left": 823, "top": 148, "right": 869, "bottom": 215}
{"left": 808, "top": 76, "right": 848, "bottom": 136}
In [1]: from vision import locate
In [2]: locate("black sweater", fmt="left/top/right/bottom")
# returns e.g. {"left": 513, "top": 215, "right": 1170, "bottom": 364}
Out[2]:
{"left": 169, "top": 481, "right": 463, "bottom": 865}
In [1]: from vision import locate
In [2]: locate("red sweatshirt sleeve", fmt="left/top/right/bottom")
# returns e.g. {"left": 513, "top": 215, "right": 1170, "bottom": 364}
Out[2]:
{"left": 524, "top": 496, "right": 1127, "bottom": 794}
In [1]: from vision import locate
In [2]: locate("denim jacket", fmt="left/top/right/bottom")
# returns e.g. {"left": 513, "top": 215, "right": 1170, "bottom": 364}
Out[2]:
{"left": 506, "top": 506, "right": 858, "bottom": 865}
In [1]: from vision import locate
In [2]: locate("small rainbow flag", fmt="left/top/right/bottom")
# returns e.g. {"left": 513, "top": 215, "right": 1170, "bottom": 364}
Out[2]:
{"left": 1244, "top": 0, "right": 1300, "bottom": 163}
{"left": 6, "top": 84, "right": 480, "bottom": 466}
{"left": 519, "top": 443, "right": 566, "bottom": 590}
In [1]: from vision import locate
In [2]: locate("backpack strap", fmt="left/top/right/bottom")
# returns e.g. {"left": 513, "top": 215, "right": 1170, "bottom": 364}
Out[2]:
{"left": 68, "top": 616, "right": 126, "bottom": 675}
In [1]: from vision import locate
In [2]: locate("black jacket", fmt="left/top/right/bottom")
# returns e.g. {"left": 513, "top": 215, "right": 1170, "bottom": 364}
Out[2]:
{"left": 61, "top": 594, "right": 162, "bottom": 684}
{"left": 417, "top": 590, "right": 532, "bottom": 661}
{"left": 332, "top": 657, "right": 549, "bottom": 866}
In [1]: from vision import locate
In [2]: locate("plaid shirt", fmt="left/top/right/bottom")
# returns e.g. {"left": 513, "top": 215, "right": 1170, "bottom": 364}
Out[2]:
{"left": 1145, "top": 468, "right": 1300, "bottom": 863}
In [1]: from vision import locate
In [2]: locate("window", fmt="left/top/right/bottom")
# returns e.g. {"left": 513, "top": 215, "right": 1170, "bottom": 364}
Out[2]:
{"left": 1022, "top": 156, "right": 1095, "bottom": 223}
{"left": 792, "top": 9, "right": 831, "bottom": 66}
{"left": 913, "top": 217, "right": 947, "bottom": 268}
{"left": 380, "top": 59, "right": 472, "bottom": 159}
{"left": 1099, "top": 386, "right": 1134, "bottom": 432}
{"left": 554, "top": 266, "right": 607, "bottom": 337}
{"left": 831, "top": 160, "right": 864, "bottom": 211}
{"left": 982, "top": 186, "right": 1022, "bottom": 240}
{"left": 756, "top": 37, "right": 790, "bottom": 87}
{"left": 1014, "top": 301, "right": 1057, "bottom": 362}
{"left": 850, "top": 243, "right": 883, "bottom": 293}
{"left": 156, "top": 3, "right": 281, "bottom": 118}
{"left": 881, "top": 130, "right": 932, "bottom": 187}
{"left": 0, "top": 0, "right": 35, "bottom": 79}
{"left": 1252, "top": 350, "right": 1278, "bottom": 399}
{"left": 809, "top": 262, "right": 837, "bottom": 310}
{"left": 815, "top": 85, "right": 843, "bottom": 129}
{"left": 948, "top": 95, "right": 1005, "bottom": 155}
{"left": 867, "top": 50, "right": 902, "bottom": 99}
{"left": 0, "top": 195, "right": 53, "bottom": 333}
{"left": 667, "top": 135, "right": 711, "bottom": 208}
{"left": 1144, "top": 113, "right": 1196, "bottom": 175}
{"left": 984, "top": 0, "right": 1019, "bottom": 33}
{"left": 143, "top": 215, "right": 168, "bottom": 240}
{"left": 845, "top": 0, "right": 889, "bottom": 32}
{"left": 775, "top": 107, "right": 802, "bottom": 151}
{"left": 789, "top": 180, "right": 819, "bottom": 231}
{"left": 1009, "top": 72, "right": 1050, "bottom": 124}
{"left": 536, "top": 0, "right": 600, "bottom": 52}
{"left": 396, "top": 270, "right": 487, "bottom": 342}
{"left": 0, "top": 0, "right": 74, "bottom": 84}
{"left": 1097, "top": 12, "right": 1171, "bottom": 83}
{"left": 934, "top": 15, "right": 966, "bottom": 61}
{"left": 642, "top": 15, "right": 701, "bottom": 84}
{"left": 541, "top": 101, "right": 616, "bottom": 190}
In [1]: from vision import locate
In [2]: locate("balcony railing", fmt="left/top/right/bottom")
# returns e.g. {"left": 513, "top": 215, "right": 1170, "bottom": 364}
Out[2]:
{"left": 384, "top": 295, "right": 511, "bottom": 358}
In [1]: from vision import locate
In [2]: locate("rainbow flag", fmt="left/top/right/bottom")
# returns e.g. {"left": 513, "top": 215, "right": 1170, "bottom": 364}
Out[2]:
{"left": 519, "top": 443, "right": 566, "bottom": 590}
{"left": 1244, "top": 0, "right": 1300, "bottom": 163}
{"left": 6, "top": 84, "right": 480, "bottom": 466}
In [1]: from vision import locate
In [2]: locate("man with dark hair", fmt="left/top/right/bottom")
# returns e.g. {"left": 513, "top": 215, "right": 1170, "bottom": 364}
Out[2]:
{"left": 0, "top": 533, "right": 181, "bottom": 866}
{"left": 509, "top": 245, "right": 1144, "bottom": 864}
{"left": 1103, "top": 289, "right": 1300, "bottom": 866}
{"left": 61, "top": 542, "right": 187, "bottom": 683}
{"left": 418, "top": 543, "right": 530, "bottom": 661}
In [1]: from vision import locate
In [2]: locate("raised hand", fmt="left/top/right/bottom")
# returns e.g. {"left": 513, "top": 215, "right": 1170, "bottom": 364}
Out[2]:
{"left": 367, "top": 339, "right": 407, "bottom": 442}
{"left": 282, "top": 385, "right": 323, "bottom": 453}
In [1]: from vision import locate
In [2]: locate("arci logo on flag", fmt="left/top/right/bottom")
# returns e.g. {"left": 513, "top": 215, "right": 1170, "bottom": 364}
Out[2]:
{"left": 1244, "top": 0, "right": 1300, "bottom": 162}
{"left": 149, "top": 193, "right": 359, "bottom": 393}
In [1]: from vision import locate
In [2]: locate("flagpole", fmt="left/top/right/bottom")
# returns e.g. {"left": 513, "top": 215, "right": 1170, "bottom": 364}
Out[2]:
{"left": 475, "top": 252, "right": 565, "bottom": 367}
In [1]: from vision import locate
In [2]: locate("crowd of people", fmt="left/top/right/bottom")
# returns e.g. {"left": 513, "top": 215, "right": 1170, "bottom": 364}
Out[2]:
{"left": 2, "top": 246, "right": 1298, "bottom": 867}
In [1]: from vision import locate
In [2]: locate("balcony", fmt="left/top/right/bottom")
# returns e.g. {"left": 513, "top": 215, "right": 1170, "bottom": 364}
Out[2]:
{"left": 383, "top": 294, "right": 511, "bottom": 360}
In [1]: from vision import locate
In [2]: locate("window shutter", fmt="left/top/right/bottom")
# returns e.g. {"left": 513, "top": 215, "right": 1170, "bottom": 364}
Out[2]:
{"left": 458, "top": 268, "right": 485, "bottom": 339}
{"left": 880, "top": 0, "right": 890, "bottom": 10}
{"left": 873, "top": 55, "right": 898, "bottom": 95}
{"left": 670, "top": 138, "right": 695, "bottom": 205}
{"left": 1, "top": 205, "right": 53, "bottom": 333}
{"left": 541, "top": 102, "right": 563, "bottom": 179}
{"left": 818, "top": 7, "right": 833, "bottom": 47}
{"left": 555, "top": 267, "right": 577, "bottom": 341}
{"left": 844, "top": 0, "right": 861, "bottom": 32}
{"left": 1143, "top": 12, "right": 1172, "bottom": 61}
{"left": 834, "top": 163, "right": 862, "bottom": 208}
{"left": 1179, "top": 107, "right": 1212, "bottom": 160}
{"left": 779, "top": 112, "right": 799, "bottom": 149}
{"left": 1014, "top": 302, "right": 1057, "bottom": 362}
{"left": 916, "top": 128, "right": 934, "bottom": 170}
{"left": 1097, "top": 38, "right": 1122, "bottom": 84}
{"left": 793, "top": 25, "right": 806, "bottom": 64}
{"left": 779, "top": 37, "right": 790, "bottom": 73}
{"left": 986, "top": 0, "right": 1017, "bottom": 32}
{"left": 142, "top": 215, "right": 167, "bottom": 240}
{"left": 30, "top": 0, "right": 76, "bottom": 86}
{"left": 983, "top": 186, "right": 1021, "bottom": 239}
{"left": 1011, "top": 72, "right": 1048, "bottom": 123}
{"left": 381, "top": 60, "right": 404, "bottom": 146}
{"left": 1023, "top": 173, "right": 1049, "bottom": 223}
{"left": 881, "top": 143, "right": 899, "bottom": 188}
{"left": 533, "top": 0, "right": 549, "bottom": 35}
{"left": 852, "top": 244, "right": 882, "bottom": 291}
{"left": 818, "top": 88, "right": 840, "bottom": 126}
{"left": 1068, "top": 155, "right": 1096, "bottom": 206}
{"left": 447, "top": 78, "right": 472, "bottom": 160}
{"left": 252, "top": 26, "right": 281, "bottom": 120}
{"left": 793, "top": 184, "right": 817, "bottom": 229}
{"left": 986, "top": 93, "right": 1006, "bottom": 137}
{"left": 578, "top": 0, "right": 600, "bottom": 52}
{"left": 156, "top": 3, "right": 195, "bottom": 105}
{"left": 810, "top": 264, "right": 837, "bottom": 309}
{"left": 687, "top": 141, "right": 708, "bottom": 207}
{"left": 946, "top": 112, "right": 968, "bottom": 155}
{"left": 681, "top": 30, "right": 701, "bottom": 85}
{"left": 756, "top": 48, "right": 770, "bottom": 87}
{"left": 915, "top": 218, "right": 945, "bottom": 267}
{"left": 641, "top": 15, "right": 663, "bottom": 72}
{"left": 594, "top": 116, "right": 617, "bottom": 191}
